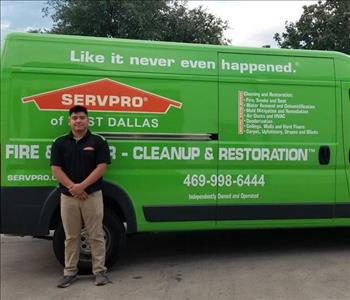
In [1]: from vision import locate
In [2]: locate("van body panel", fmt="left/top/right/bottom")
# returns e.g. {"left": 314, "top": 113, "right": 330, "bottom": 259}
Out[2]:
{"left": 1, "top": 33, "right": 350, "bottom": 235}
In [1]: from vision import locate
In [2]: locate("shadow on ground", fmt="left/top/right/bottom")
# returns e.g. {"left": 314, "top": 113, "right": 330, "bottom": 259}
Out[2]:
{"left": 115, "top": 227, "right": 350, "bottom": 270}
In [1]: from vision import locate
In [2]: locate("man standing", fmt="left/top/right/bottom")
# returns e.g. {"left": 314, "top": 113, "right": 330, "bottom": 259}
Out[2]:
{"left": 50, "top": 105, "right": 111, "bottom": 288}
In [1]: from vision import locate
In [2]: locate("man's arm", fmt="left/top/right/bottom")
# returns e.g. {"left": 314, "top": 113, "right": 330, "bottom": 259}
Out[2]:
{"left": 68, "top": 163, "right": 107, "bottom": 196}
{"left": 51, "top": 165, "right": 75, "bottom": 189}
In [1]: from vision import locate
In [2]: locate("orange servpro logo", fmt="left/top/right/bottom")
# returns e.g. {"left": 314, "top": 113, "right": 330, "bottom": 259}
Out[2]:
{"left": 22, "top": 78, "right": 182, "bottom": 114}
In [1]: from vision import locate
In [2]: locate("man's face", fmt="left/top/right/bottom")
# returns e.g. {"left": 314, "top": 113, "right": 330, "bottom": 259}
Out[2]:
{"left": 69, "top": 112, "right": 89, "bottom": 133}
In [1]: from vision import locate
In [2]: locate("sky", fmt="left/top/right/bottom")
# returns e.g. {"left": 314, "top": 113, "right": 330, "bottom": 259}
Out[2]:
{"left": 1, "top": 0, "right": 318, "bottom": 48}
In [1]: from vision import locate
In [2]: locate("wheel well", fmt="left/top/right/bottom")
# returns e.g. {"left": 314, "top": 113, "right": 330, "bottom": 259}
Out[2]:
{"left": 104, "top": 196, "right": 126, "bottom": 223}
{"left": 49, "top": 208, "right": 60, "bottom": 230}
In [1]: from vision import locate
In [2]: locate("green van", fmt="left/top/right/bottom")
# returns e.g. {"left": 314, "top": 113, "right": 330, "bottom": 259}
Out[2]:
{"left": 1, "top": 33, "right": 350, "bottom": 272}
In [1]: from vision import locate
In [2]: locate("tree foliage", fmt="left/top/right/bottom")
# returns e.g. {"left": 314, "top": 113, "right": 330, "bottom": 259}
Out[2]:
{"left": 41, "top": 0, "right": 230, "bottom": 44}
{"left": 274, "top": 0, "right": 350, "bottom": 54}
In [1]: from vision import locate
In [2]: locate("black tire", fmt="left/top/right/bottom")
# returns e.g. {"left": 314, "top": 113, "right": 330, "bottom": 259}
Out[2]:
{"left": 52, "top": 209, "right": 126, "bottom": 275}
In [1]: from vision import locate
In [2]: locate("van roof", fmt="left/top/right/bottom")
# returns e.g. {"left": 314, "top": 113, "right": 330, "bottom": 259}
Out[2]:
{"left": 4, "top": 32, "right": 349, "bottom": 58}
{"left": 2, "top": 32, "right": 350, "bottom": 81}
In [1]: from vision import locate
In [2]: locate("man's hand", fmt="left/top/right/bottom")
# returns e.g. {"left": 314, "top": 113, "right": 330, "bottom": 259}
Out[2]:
{"left": 77, "top": 191, "right": 89, "bottom": 201}
{"left": 69, "top": 183, "right": 88, "bottom": 201}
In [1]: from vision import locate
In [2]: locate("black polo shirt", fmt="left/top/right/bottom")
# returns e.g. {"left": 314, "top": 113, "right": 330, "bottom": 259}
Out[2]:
{"left": 50, "top": 130, "right": 111, "bottom": 195}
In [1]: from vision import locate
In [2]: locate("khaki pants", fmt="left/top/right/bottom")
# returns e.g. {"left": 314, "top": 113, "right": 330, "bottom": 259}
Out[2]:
{"left": 60, "top": 190, "right": 107, "bottom": 275}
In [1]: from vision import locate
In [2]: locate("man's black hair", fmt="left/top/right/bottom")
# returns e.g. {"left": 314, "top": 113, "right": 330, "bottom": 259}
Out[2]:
{"left": 69, "top": 105, "right": 88, "bottom": 116}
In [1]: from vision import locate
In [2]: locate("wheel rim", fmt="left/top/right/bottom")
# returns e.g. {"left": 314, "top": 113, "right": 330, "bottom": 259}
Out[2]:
{"left": 79, "top": 225, "right": 111, "bottom": 263}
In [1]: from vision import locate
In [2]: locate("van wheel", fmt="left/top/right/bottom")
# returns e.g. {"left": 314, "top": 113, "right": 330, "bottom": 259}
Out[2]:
{"left": 52, "top": 210, "right": 125, "bottom": 275}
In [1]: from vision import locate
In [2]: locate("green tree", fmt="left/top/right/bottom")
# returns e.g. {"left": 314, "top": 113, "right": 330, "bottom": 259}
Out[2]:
{"left": 42, "top": 0, "right": 230, "bottom": 45}
{"left": 274, "top": 0, "right": 350, "bottom": 54}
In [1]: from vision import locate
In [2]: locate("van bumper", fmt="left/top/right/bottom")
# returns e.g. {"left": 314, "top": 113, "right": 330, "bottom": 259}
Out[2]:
{"left": 0, "top": 187, "right": 55, "bottom": 235}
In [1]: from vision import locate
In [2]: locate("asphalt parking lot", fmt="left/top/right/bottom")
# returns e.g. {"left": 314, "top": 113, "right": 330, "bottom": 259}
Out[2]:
{"left": 1, "top": 228, "right": 350, "bottom": 300}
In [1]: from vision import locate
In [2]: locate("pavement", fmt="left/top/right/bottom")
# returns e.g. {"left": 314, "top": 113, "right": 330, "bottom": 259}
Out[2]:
{"left": 1, "top": 228, "right": 350, "bottom": 300}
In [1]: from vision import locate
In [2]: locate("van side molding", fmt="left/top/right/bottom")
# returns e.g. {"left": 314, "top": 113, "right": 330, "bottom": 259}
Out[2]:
{"left": 98, "top": 132, "right": 218, "bottom": 141}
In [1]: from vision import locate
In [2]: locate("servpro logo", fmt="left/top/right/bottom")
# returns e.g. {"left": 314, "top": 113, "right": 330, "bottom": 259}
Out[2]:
{"left": 22, "top": 78, "right": 182, "bottom": 114}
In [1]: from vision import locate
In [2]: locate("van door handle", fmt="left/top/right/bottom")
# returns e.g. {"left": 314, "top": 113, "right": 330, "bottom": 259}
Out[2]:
{"left": 319, "top": 146, "right": 330, "bottom": 165}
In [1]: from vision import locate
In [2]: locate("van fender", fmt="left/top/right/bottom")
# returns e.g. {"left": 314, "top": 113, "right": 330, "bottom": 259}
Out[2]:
{"left": 101, "top": 181, "right": 137, "bottom": 233}
{"left": 37, "top": 187, "right": 61, "bottom": 234}
{"left": 38, "top": 181, "right": 137, "bottom": 234}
